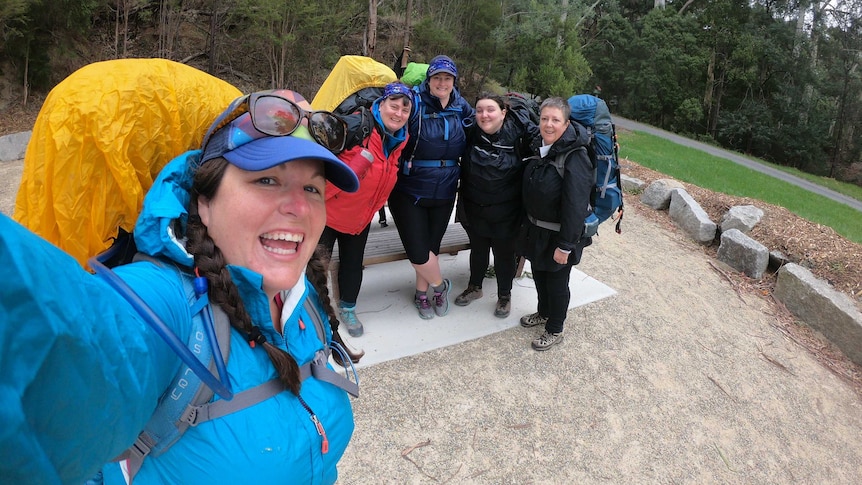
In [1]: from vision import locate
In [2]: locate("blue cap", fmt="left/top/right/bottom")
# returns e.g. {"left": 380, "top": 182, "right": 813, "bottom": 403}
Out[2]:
{"left": 427, "top": 55, "right": 458, "bottom": 78}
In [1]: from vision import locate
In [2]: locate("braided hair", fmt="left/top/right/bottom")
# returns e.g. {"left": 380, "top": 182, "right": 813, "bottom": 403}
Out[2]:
{"left": 185, "top": 158, "right": 299, "bottom": 393}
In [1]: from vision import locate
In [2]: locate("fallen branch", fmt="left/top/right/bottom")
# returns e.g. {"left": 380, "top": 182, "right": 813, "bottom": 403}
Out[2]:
{"left": 706, "top": 374, "right": 737, "bottom": 402}
{"left": 401, "top": 439, "right": 437, "bottom": 481}
{"left": 707, "top": 260, "right": 746, "bottom": 302}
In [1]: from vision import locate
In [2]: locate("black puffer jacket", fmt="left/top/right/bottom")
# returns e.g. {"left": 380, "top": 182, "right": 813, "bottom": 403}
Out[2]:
{"left": 520, "top": 121, "right": 594, "bottom": 271}
{"left": 457, "top": 114, "right": 537, "bottom": 238}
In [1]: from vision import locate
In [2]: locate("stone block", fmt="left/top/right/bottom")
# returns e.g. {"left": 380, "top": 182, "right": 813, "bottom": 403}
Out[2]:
{"left": 640, "top": 179, "right": 684, "bottom": 210}
{"left": 721, "top": 205, "right": 764, "bottom": 233}
{"left": 668, "top": 188, "right": 717, "bottom": 244}
{"left": 717, "top": 228, "right": 769, "bottom": 278}
{"left": 775, "top": 263, "right": 862, "bottom": 366}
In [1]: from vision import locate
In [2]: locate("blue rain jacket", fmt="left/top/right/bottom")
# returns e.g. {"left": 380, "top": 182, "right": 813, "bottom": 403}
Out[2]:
{"left": 0, "top": 150, "right": 354, "bottom": 485}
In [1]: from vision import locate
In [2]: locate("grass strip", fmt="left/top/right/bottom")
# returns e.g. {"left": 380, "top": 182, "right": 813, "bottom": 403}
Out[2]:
{"left": 619, "top": 131, "right": 862, "bottom": 244}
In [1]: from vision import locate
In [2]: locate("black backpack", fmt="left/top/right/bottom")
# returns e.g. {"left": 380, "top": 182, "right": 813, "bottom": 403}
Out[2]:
{"left": 334, "top": 87, "right": 383, "bottom": 151}
{"left": 505, "top": 92, "right": 540, "bottom": 128}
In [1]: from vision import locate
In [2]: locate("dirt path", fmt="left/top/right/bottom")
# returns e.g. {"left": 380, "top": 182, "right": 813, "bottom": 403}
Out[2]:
{"left": 0, "top": 160, "right": 22, "bottom": 216}
{"left": 337, "top": 202, "right": 862, "bottom": 483}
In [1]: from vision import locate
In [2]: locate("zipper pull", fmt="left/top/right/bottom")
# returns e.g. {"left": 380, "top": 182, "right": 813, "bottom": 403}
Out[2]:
{"left": 310, "top": 414, "right": 330, "bottom": 454}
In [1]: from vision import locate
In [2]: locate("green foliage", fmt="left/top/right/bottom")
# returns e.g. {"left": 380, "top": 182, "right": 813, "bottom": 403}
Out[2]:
{"left": 620, "top": 130, "right": 862, "bottom": 244}
{"left": 626, "top": 9, "right": 708, "bottom": 126}
{"left": 0, "top": 0, "right": 29, "bottom": 43}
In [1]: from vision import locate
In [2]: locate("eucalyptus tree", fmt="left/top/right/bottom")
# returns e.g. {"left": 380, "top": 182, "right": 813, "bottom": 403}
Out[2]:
{"left": 220, "top": 0, "right": 361, "bottom": 92}
{"left": 820, "top": 3, "right": 862, "bottom": 179}
{"left": 481, "top": 0, "right": 593, "bottom": 98}
{"left": 623, "top": 7, "right": 706, "bottom": 130}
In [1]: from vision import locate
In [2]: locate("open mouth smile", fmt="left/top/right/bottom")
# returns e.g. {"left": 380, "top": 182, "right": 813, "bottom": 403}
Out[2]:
{"left": 260, "top": 231, "right": 302, "bottom": 255}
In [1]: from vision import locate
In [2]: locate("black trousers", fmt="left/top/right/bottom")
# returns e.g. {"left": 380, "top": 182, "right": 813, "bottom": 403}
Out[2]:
{"left": 319, "top": 224, "right": 371, "bottom": 305}
{"left": 464, "top": 228, "right": 517, "bottom": 296}
{"left": 532, "top": 264, "right": 573, "bottom": 334}
{"left": 387, "top": 190, "right": 454, "bottom": 264}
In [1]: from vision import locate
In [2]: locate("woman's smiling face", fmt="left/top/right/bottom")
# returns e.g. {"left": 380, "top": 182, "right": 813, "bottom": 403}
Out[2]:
{"left": 428, "top": 73, "right": 455, "bottom": 101}
{"left": 475, "top": 98, "right": 506, "bottom": 135}
{"left": 540, "top": 106, "right": 569, "bottom": 146}
{"left": 379, "top": 97, "right": 412, "bottom": 133}
{"left": 197, "top": 159, "right": 326, "bottom": 298}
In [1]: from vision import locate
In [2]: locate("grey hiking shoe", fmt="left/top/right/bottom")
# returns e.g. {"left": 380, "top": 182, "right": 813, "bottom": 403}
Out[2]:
{"left": 454, "top": 285, "right": 483, "bottom": 306}
{"left": 433, "top": 279, "right": 451, "bottom": 317}
{"left": 531, "top": 331, "right": 564, "bottom": 351}
{"left": 519, "top": 312, "right": 548, "bottom": 328}
{"left": 339, "top": 306, "right": 364, "bottom": 337}
{"left": 494, "top": 295, "right": 511, "bottom": 318}
{"left": 414, "top": 295, "right": 434, "bottom": 320}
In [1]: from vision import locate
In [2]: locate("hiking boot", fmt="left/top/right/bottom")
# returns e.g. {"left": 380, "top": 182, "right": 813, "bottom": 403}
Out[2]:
{"left": 414, "top": 295, "right": 434, "bottom": 320}
{"left": 531, "top": 331, "right": 564, "bottom": 351}
{"left": 519, "top": 312, "right": 548, "bottom": 328}
{"left": 339, "top": 305, "right": 364, "bottom": 337}
{"left": 454, "top": 285, "right": 483, "bottom": 306}
{"left": 433, "top": 279, "right": 451, "bottom": 317}
{"left": 494, "top": 295, "right": 511, "bottom": 318}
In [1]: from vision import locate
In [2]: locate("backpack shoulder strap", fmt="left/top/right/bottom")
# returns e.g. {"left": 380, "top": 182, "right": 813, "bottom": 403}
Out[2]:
{"left": 551, "top": 146, "right": 588, "bottom": 179}
{"left": 298, "top": 298, "right": 360, "bottom": 398}
{"left": 121, "top": 255, "right": 232, "bottom": 481}
{"left": 178, "top": 299, "right": 359, "bottom": 427}
{"left": 120, "top": 261, "right": 358, "bottom": 481}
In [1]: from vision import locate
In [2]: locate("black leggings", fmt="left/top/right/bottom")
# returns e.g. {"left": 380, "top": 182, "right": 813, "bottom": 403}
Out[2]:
{"left": 387, "top": 190, "right": 455, "bottom": 264}
{"left": 318, "top": 224, "right": 371, "bottom": 305}
{"left": 532, "top": 264, "right": 573, "bottom": 334}
{"left": 464, "top": 228, "right": 517, "bottom": 296}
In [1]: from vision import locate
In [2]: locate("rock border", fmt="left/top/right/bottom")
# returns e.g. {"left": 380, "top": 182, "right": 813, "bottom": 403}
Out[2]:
{"left": 627, "top": 175, "right": 862, "bottom": 366}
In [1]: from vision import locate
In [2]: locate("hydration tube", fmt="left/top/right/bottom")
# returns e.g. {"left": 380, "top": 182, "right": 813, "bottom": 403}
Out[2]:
{"left": 89, "top": 247, "right": 234, "bottom": 400}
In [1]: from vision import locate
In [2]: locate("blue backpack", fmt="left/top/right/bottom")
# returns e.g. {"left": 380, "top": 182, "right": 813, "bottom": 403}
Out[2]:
{"left": 567, "top": 94, "right": 624, "bottom": 236}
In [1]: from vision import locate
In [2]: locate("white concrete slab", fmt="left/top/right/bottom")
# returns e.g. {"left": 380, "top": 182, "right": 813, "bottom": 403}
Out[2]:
{"left": 338, "top": 236, "right": 617, "bottom": 369}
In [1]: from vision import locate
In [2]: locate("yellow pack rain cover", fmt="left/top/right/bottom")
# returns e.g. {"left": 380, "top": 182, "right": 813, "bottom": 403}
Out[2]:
{"left": 311, "top": 55, "right": 397, "bottom": 111}
{"left": 14, "top": 58, "right": 242, "bottom": 267}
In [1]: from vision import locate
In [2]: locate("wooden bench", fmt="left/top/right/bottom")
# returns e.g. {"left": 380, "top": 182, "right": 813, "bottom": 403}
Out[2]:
{"left": 327, "top": 223, "right": 471, "bottom": 302}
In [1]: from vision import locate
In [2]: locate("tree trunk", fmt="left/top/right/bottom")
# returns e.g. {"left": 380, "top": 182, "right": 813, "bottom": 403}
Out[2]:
{"left": 207, "top": 4, "right": 218, "bottom": 74}
{"left": 403, "top": 0, "right": 413, "bottom": 54}
{"left": 114, "top": 1, "right": 120, "bottom": 57}
{"left": 704, "top": 48, "right": 715, "bottom": 134}
{"left": 367, "top": 0, "right": 377, "bottom": 57}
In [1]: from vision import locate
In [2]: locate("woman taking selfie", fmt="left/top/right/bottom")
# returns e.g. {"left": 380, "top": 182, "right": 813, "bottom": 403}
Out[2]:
{"left": 1, "top": 88, "right": 361, "bottom": 484}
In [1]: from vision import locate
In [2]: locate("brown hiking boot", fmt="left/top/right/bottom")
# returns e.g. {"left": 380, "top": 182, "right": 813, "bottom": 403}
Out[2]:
{"left": 454, "top": 285, "right": 483, "bottom": 306}
{"left": 494, "top": 295, "right": 511, "bottom": 318}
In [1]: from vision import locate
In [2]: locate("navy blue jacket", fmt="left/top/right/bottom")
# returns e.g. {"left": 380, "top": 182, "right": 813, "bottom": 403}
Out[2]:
{"left": 394, "top": 81, "right": 474, "bottom": 201}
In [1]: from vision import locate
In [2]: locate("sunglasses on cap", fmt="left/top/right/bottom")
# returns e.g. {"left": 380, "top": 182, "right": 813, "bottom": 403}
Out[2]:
{"left": 202, "top": 91, "right": 348, "bottom": 155}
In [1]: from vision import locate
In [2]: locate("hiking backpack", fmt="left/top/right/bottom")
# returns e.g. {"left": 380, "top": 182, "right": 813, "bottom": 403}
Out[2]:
{"left": 504, "top": 92, "right": 540, "bottom": 128}
{"left": 337, "top": 105, "right": 377, "bottom": 151}
{"left": 567, "top": 94, "right": 624, "bottom": 236}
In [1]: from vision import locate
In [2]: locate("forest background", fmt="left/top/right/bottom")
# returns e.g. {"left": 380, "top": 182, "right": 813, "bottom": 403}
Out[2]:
{"left": 0, "top": 0, "right": 860, "bottom": 187}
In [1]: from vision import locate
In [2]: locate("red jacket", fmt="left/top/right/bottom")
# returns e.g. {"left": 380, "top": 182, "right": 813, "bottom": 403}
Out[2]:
{"left": 325, "top": 127, "right": 407, "bottom": 234}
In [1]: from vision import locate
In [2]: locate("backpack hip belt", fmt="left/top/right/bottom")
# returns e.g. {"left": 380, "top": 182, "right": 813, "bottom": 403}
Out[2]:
{"left": 411, "top": 159, "right": 457, "bottom": 167}
{"left": 528, "top": 214, "right": 561, "bottom": 232}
